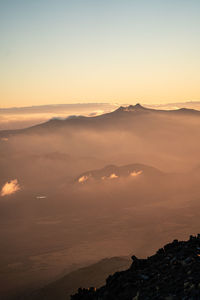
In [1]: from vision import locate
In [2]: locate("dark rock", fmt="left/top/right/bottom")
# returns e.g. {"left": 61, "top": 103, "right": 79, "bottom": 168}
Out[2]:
{"left": 71, "top": 235, "right": 200, "bottom": 300}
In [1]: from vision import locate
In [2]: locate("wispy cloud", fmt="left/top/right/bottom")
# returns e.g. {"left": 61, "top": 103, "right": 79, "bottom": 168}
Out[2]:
{"left": 130, "top": 170, "right": 143, "bottom": 177}
{"left": 36, "top": 195, "right": 47, "bottom": 199}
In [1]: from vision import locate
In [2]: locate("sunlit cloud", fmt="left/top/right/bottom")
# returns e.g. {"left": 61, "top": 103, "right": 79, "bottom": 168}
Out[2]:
{"left": 88, "top": 110, "right": 104, "bottom": 117}
{"left": 0, "top": 179, "right": 21, "bottom": 197}
{"left": 109, "top": 173, "right": 118, "bottom": 179}
{"left": 124, "top": 107, "right": 135, "bottom": 112}
{"left": 78, "top": 175, "right": 89, "bottom": 183}
{"left": 130, "top": 170, "right": 143, "bottom": 177}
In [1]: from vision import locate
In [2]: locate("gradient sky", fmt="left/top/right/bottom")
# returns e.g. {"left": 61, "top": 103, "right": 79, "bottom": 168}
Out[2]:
{"left": 1, "top": 0, "right": 200, "bottom": 108}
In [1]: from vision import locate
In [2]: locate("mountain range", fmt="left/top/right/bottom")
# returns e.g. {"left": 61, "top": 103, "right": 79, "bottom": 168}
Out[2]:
{"left": 1, "top": 103, "right": 200, "bottom": 138}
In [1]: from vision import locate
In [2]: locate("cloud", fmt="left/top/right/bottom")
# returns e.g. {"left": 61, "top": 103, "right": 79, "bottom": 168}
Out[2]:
{"left": 0, "top": 179, "right": 21, "bottom": 197}
{"left": 88, "top": 110, "right": 104, "bottom": 117}
{"left": 36, "top": 195, "right": 47, "bottom": 199}
{"left": 130, "top": 170, "right": 143, "bottom": 177}
{"left": 109, "top": 173, "right": 118, "bottom": 179}
{"left": 0, "top": 103, "right": 116, "bottom": 130}
{"left": 78, "top": 175, "right": 89, "bottom": 183}
{"left": 145, "top": 101, "right": 200, "bottom": 111}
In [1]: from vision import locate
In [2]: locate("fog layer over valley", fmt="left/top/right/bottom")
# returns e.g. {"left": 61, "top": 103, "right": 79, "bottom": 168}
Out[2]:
{"left": 1, "top": 104, "right": 200, "bottom": 298}
{"left": 0, "top": 103, "right": 117, "bottom": 130}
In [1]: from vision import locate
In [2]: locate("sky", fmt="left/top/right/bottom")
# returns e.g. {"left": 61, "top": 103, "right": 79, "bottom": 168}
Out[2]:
{"left": 0, "top": 0, "right": 200, "bottom": 108}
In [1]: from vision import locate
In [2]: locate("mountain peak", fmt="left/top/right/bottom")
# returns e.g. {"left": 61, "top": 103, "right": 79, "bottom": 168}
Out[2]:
{"left": 117, "top": 103, "right": 147, "bottom": 113}
{"left": 134, "top": 103, "right": 144, "bottom": 109}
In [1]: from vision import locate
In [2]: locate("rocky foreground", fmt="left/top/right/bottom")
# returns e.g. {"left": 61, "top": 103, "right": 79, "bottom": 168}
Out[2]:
{"left": 71, "top": 235, "right": 200, "bottom": 300}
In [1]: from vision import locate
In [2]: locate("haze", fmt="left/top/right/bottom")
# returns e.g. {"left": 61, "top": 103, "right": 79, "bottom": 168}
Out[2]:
{"left": 1, "top": 0, "right": 200, "bottom": 299}
{"left": 1, "top": 104, "right": 200, "bottom": 298}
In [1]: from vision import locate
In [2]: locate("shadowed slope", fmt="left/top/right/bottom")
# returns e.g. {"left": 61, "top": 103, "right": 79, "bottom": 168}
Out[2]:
{"left": 20, "top": 257, "right": 130, "bottom": 300}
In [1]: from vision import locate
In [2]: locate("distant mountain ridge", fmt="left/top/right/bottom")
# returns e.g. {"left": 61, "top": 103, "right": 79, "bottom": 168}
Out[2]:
{"left": 109, "top": 103, "right": 200, "bottom": 115}
{"left": 17, "top": 257, "right": 130, "bottom": 300}
{"left": 75, "top": 163, "right": 164, "bottom": 184}
{"left": 1, "top": 103, "right": 200, "bottom": 138}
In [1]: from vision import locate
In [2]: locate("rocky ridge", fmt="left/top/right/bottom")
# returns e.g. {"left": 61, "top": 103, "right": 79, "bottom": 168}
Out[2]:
{"left": 71, "top": 235, "right": 200, "bottom": 300}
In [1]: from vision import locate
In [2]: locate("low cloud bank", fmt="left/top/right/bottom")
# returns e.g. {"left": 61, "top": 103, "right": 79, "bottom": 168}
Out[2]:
{"left": 0, "top": 103, "right": 116, "bottom": 130}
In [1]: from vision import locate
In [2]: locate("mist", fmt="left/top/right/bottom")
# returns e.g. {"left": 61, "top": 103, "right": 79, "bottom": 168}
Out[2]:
{"left": 0, "top": 103, "right": 117, "bottom": 130}
{"left": 1, "top": 105, "right": 200, "bottom": 298}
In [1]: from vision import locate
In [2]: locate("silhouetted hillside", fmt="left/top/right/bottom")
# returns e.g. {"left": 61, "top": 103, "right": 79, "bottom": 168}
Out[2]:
{"left": 72, "top": 235, "right": 200, "bottom": 299}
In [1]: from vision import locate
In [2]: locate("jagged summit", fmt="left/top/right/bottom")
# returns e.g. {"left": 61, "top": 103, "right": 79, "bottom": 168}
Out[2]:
{"left": 133, "top": 103, "right": 145, "bottom": 109}
{"left": 116, "top": 103, "right": 147, "bottom": 113}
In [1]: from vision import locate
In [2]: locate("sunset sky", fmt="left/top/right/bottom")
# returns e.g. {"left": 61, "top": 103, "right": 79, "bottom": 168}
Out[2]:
{"left": 1, "top": 0, "right": 200, "bottom": 108}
